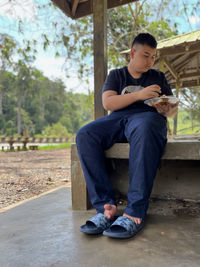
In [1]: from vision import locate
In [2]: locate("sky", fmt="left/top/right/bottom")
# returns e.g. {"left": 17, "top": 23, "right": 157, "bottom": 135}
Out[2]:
{"left": 0, "top": 0, "right": 200, "bottom": 93}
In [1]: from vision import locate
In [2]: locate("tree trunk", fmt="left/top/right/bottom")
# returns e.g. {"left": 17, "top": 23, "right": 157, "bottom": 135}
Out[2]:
{"left": 40, "top": 103, "right": 45, "bottom": 122}
{"left": 17, "top": 94, "right": 22, "bottom": 135}
{"left": 0, "top": 91, "right": 3, "bottom": 115}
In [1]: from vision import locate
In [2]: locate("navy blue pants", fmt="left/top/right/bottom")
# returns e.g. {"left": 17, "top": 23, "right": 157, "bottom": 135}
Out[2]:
{"left": 76, "top": 110, "right": 167, "bottom": 219}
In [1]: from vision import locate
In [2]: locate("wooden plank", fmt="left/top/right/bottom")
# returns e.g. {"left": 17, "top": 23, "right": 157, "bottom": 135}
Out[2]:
{"left": 71, "top": 144, "right": 90, "bottom": 210}
{"left": 163, "top": 58, "right": 178, "bottom": 80}
{"left": 72, "top": 0, "right": 79, "bottom": 16}
{"left": 159, "top": 42, "right": 200, "bottom": 56}
{"left": 52, "top": 0, "right": 73, "bottom": 18}
{"left": 93, "top": 0, "right": 108, "bottom": 119}
{"left": 179, "top": 71, "right": 200, "bottom": 79}
{"left": 73, "top": 0, "right": 91, "bottom": 19}
{"left": 105, "top": 141, "right": 200, "bottom": 160}
{"left": 169, "top": 79, "right": 200, "bottom": 88}
{"left": 175, "top": 53, "right": 198, "bottom": 72}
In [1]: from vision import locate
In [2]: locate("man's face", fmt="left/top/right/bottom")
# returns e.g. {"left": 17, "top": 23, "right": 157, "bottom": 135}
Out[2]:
{"left": 130, "top": 44, "right": 156, "bottom": 73}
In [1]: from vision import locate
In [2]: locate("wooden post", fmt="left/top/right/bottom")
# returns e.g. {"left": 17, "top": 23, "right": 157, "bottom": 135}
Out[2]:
{"left": 71, "top": 144, "right": 91, "bottom": 210}
{"left": 158, "top": 57, "right": 165, "bottom": 72}
{"left": 159, "top": 58, "right": 171, "bottom": 136}
{"left": 93, "top": 0, "right": 108, "bottom": 119}
{"left": 173, "top": 81, "right": 180, "bottom": 135}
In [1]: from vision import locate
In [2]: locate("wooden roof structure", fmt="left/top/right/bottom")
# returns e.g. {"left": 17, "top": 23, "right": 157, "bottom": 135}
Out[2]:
{"left": 122, "top": 30, "right": 200, "bottom": 89}
{"left": 156, "top": 30, "right": 200, "bottom": 88}
{"left": 52, "top": 0, "right": 137, "bottom": 19}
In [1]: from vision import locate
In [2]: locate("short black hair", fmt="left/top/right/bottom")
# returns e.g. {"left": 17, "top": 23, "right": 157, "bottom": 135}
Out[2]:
{"left": 131, "top": 33, "right": 157, "bottom": 48}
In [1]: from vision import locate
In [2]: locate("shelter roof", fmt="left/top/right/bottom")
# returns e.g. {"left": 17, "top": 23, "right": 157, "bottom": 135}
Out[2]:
{"left": 122, "top": 30, "right": 200, "bottom": 88}
{"left": 157, "top": 30, "right": 200, "bottom": 49}
{"left": 52, "top": 0, "right": 137, "bottom": 19}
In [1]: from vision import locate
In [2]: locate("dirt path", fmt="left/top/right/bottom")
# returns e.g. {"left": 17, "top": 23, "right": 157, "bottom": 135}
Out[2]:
{"left": 0, "top": 148, "right": 71, "bottom": 209}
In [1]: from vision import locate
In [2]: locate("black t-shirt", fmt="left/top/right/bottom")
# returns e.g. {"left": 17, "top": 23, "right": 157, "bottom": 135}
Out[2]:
{"left": 102, "top": 66, "right": 173, "bottom": 113}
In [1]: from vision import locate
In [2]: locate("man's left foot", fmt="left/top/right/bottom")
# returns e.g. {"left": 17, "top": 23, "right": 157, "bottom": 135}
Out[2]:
{"left": 123, "top": 213, "right": 142, "bottom": 225}
{"left": 103, "top": 215, "right": 144, "bottom": 239}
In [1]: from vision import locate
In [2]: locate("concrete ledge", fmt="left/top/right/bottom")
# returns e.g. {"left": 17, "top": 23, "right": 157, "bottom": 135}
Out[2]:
{"left": 71, "top": 141, "right": 200, "bottom": 210}
{"left": 105, "top": 140, "right": 200, "bottom": 160}
{"left": 108, "top": 159, "right": 200, "bottom": 201}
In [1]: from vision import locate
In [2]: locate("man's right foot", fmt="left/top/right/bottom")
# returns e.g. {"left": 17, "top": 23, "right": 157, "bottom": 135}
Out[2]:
{"left": 104, "top": 204, "right": 117, "bottom": 220}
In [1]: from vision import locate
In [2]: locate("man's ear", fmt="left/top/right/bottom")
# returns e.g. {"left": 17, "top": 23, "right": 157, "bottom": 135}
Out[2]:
{"left": 130, "top": 48, "right": 135, "bottom": 59}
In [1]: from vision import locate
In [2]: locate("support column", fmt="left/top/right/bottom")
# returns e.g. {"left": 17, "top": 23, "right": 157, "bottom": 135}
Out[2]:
{"left": 159, "top": 58, "right": 171, "bottom": 136}
{"left": 93, "top": 0, "right": 107, "bottom": 119}
{"left": 173, "top": 81, "right": 180, "bottom": 135}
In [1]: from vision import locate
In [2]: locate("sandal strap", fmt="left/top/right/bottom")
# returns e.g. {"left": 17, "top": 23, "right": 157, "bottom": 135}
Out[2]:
{"left": 110, "top": 216, "right": 137, "bottom": 234}
{"left": 86, "top": 213, "right": 111, "bottom": 228}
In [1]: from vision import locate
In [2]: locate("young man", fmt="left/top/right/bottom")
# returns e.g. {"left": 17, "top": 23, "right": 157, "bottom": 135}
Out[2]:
{"left": 76, "top": 33, "right": 178, "bottom": 239}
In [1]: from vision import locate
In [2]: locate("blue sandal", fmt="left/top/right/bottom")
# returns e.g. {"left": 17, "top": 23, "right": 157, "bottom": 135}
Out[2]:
{"left": 103, "top": 216, "right": 144, "bottom": 239}
{"left": 80, "top": 213, "right": 112, "bottom": 235}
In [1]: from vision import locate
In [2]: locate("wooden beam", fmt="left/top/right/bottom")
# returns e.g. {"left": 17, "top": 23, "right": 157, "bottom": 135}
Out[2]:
{"left": 175, "top": 53, "right": 198, "bottom": 72}
{"left": 169, "top": 79, "right": 200, "bottom": 88}
{"left": 179, "top": 71, "right": 200, "bottom": 79}
{"left": 72, "top": 0, "right": 79, "bottom": 16}
{"left": 52, "top": 0, "right": 73, "bottom": 18}
{"left": 163, "top": 58, "right": 178, "bottom": 80}
{"left": 93, "top": 0, "right": 108, "bottom": 119}
{"left": 159, "top": 42, "right": 200, "bottom": 57}
{"left": 74, "top": 0, "right": 137, "bottom": 19}
{"left": 74, "top": 0, "right": 91, "bottom": 19}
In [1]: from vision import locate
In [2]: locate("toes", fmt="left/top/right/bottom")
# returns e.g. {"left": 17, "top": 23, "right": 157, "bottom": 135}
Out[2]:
{"left": 104, "top": 204, "right": 112, "bottom": 210}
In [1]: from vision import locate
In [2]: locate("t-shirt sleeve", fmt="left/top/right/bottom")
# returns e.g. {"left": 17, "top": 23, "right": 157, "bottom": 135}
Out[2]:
{"left": 102, "top": 69, "right": 120, "bottom": 94}
{"left": 160, "top": 72, "right": 173, "bottom": 96}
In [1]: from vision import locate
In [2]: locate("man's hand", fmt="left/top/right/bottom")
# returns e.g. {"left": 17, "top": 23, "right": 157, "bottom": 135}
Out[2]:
{"left": 152, "top": 101, "right": 179, "bottom": 118}
{"left": 136, "top": 84, "right": 161, "bottom": 100}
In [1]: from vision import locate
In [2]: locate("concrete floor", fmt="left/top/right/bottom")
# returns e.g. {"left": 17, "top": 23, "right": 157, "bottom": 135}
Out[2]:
{"left": 0, "top": 187, "right": 200, "bottom": 267}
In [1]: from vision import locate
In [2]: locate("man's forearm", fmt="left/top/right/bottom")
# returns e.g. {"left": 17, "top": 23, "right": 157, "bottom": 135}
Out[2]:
{"left": 103, "top": 92, "right": 140, "bottom": 111}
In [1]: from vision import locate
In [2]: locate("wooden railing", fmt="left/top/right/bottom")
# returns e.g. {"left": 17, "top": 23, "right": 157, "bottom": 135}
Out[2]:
{"left": 0, "top": 137, "right": 69, "bottom": 151}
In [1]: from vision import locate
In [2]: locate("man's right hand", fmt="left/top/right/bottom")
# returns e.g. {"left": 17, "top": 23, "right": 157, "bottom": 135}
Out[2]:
{"left": 136, "top": 84, "right": 161, "bottom": 101}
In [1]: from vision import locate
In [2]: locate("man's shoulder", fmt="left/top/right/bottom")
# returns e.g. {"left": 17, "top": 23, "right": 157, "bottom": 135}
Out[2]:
{"left": 109, "top": 66, "right": 127, "bottom": 75}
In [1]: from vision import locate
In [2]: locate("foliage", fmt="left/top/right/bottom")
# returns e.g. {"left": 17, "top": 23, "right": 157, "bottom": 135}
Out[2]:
{"left": 0, "top": 0, "right": 200, "bottom": 137}
{"left": 42, "top": 122, "right": 69, "bottom": 138}
{"left": 168, "top": 109, "right": 200, "bottom": 134}
{"left": 0, "top": 68, "right": 93, "bottom": 137}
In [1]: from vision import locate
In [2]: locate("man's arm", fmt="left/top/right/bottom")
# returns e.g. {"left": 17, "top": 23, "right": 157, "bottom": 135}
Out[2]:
{"left": 102, "top": 84, "right": 161, "bottom": 111}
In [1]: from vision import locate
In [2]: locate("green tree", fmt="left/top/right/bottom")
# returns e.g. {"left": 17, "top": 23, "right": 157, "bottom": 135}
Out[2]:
{"left": 14, "top": 62, "right": 34, "bottom": 135}
{"left": 42, "top": 122, "right": 69, "bottom": 138}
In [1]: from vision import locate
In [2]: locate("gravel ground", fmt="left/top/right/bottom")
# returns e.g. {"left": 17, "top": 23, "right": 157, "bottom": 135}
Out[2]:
{"left": 0, "top": 148, "right": 71, "bottom": 209}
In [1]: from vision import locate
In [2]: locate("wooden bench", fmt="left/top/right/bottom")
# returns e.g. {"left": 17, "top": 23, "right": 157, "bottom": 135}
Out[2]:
{"left": 71, "top": 140, "right": 200, "bottom": 210}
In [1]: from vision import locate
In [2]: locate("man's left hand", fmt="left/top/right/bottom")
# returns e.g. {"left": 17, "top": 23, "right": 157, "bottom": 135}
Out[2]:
{"left": 152, "top": 101, "right": 179, "bottom": 118}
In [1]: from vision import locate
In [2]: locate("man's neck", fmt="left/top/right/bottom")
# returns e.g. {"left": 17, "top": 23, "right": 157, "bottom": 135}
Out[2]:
{"left": 127, "top": 64, "right": 143, "bottom": 79}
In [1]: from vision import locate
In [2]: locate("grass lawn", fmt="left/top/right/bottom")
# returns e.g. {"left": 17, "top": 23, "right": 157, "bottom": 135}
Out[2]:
{"left": 38, "top": 143, "right": 72, "bottom": 150}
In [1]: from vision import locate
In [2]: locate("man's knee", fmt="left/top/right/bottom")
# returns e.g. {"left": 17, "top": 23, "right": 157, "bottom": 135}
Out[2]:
{"left": 138, "top": 112, "right": 166, "bottom": 132}
{"left": 127, "top": 112, "right": 167, "bottom": 142}
{"left": 76, "top": 125, "right": 90, "bottom": 147}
